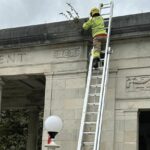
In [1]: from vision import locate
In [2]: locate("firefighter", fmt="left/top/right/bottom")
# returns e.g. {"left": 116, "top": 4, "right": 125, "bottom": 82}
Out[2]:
{"left": 82, "top": 7, "right": 107, "bottom": 69}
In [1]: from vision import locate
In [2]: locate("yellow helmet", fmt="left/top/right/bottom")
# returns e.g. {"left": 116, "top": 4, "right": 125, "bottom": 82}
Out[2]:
{"left": 90, "top": 7, "right": 100, "bottom": 17}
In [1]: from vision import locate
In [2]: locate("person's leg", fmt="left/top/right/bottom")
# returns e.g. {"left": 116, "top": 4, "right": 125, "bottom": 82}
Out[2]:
{"left": 97, "top": 36, "right": 107, "bottom": 66}
{"left": 92, "top": 38, "right": 101, "bottom": 59}
{"left": 92, "top": 37, "right": 101, "bottom": 69}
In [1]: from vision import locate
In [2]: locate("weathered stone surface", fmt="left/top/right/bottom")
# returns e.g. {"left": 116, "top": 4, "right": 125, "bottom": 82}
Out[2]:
{"left": 0, "top": 12, "right": 150, "bottom": 48}
{"left": 0, "top": 12, "right": 150, "bottom": 150}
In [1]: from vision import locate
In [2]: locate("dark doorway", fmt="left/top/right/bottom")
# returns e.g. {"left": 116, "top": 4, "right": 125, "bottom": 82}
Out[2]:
{"left": 139, "top": 110, "right": 150, "bottom": 150}
{"left": 0, "top": 75, "right": 45, "bottom": 150}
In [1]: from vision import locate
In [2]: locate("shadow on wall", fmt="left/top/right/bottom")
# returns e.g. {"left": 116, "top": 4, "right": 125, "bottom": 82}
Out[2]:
{"left": 0, "top": 108, "right": 43, "bottom": 150}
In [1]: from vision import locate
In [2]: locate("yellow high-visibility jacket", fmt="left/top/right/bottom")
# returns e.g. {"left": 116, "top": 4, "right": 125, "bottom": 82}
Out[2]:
{"left": 83, "top": 16, "right": 107, "bottom": 37}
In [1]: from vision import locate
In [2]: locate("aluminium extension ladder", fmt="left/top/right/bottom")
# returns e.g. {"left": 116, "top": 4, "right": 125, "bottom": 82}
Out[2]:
{"left": 77, "top": 1, "right": 114, "bottom": 150}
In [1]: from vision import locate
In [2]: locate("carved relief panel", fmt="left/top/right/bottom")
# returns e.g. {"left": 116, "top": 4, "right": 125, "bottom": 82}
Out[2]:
{"left": 126, "top": 76, "right": 150, "bottom": 92}
{"left": 116, "top": 70, "right": 150, "bottom": 100}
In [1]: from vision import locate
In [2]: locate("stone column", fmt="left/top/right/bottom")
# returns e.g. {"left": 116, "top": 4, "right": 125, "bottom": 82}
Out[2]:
{"left": 114, "top": 109, "right": 138, "bottom": 150}
{"left": 27, "top": 108, "right": 39, "bottom": 150}
{"left": 0, "top": 78, "right": 4, "bottom": 119}
{"left": 114, "top": 110, "right": 125, "bottom": 150}
{"left": 123, "top": 110, "right": 138, "bottom": 150}
{"left": 42, "top": 74, "right": 54, "bottom": 150}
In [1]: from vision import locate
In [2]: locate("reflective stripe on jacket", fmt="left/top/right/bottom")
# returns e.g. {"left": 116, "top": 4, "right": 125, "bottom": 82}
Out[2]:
{"left": 83, "top": 16, "right": 107, "bottom": 37}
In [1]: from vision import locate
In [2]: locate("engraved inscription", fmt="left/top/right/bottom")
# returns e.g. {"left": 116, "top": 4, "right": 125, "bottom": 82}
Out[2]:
{"left": 126, "top": 76, "right": 150, "bottom": 91}
{"left": 54, "top": 47, "right": 81, "bottom": 58}
{"left": 0, "top": 52, "right": 26, "bottom": 65}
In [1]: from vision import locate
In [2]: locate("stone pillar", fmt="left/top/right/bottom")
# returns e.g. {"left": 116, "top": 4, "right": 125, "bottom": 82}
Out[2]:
{"left": 115, "top": 110, "right": 125, "bottom": 150}
{"left": 123, "top": 110, "right": 138, "bottom": 150}
{"left": 27, "top": 108, "right": 39, "bottom": 150}
{"left": 114, "top": 109, "right": 138, "bottom": 150}
{"left": 42, "top": 74, "right": 54, "bottom": 150}
{"left": 0, "top": 78, "right": 4, "bottom": 119}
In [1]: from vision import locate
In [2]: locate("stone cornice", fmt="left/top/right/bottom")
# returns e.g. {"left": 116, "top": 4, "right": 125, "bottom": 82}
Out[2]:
{"left": 111, "top": 12, "right": 150, "bottom": 40}
{"left": 0, "top": 12, "right": 150, "bottom": 48}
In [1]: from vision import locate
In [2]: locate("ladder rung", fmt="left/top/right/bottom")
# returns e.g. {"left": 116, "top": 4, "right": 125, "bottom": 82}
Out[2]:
{"left": 101, "top": 13, "right": 110, "bottom": 16}
{"left": 84, "top": 132, "right": 95, "bottom": 135}
{"left": 100, "top": 58, "right": 104, "bottom": 61}
{"left": 90, "top": 84, "right": 101, "bottom": 88}
{"left": 101, "top": 50, "right": 105, "bottom": 53}
{"left": 103, "top": 3, "right": 111, "bottom": 6}
{"left": 85, "top": 122, "right": 96, "bottom": 125}
{"left": 104, "top": 19, "right": 109, "bottom": 23}
{"left": 92, "top": 67, "right": 103, "bottom": 70}
{"left": 99, "top": 66, "right": 103, "bottom": 69}
{"left": 89, "top": 93, "right": 99, "bottom": 97}
{"left": 88, "top": 103, "right": 99, "bottom": 106}
{"left": 83, "top": 142, "right": 94, "bottom": 145}
{"left": 102, "top": 6, "right": 111, "bottom": 9}
{"left": 98, "top": 66, "right": 104, "bottom": 70}
{"left": 92, "top": 75, "right": 102, "bottom": 79}
{"left": 87, "top": 112, "right": 97, "bottom": 114}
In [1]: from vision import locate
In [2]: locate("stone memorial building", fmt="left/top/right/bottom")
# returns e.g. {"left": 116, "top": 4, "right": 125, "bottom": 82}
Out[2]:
{"left": 0, "top": 12, "right": 150, "bottom": 150}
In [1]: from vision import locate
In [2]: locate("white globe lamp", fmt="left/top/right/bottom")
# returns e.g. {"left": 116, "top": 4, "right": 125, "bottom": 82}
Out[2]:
{"left": 44, "top": 116, "right": 63, "bottom": 147}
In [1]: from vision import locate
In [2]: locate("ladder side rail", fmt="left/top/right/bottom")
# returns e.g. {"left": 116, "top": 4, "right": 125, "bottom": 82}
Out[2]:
{"left": 96, "top": 1, "right": 114, "bottom": 150}
{"left": 103, "top": 1, "right": 113, "bottom": 55}
{"left": 96, "top": 47, "right": 111, "bottom": 150}
{"left": 93, "top": 45, "right": 109, "bottom": 150}
{"left": 77, "top": 56, "right": 93, "bottom": 150}
{"left": 94, "top": 1, "right": 114, "bottom": 150}
{"left": 93, "top": 7, "right": 112, "bottom": 150}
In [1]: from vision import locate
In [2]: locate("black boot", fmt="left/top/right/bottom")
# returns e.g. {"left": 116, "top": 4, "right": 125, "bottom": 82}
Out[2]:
{"left": 93, "top": 57, "right": 100, "bottom": 69}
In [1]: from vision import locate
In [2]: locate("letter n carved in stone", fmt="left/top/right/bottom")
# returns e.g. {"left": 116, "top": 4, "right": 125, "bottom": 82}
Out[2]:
{"left": 126, "top": 76, "right": 150, "bottom": 91}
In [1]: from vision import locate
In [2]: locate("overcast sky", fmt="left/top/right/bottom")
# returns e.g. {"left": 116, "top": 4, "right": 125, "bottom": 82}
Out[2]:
{"left": 0, "top": 0, "right": 150, "bottom": 29}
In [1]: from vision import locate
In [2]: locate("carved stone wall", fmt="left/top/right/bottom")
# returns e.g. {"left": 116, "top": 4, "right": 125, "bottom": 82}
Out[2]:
{"left": 112, "top": 37, "right": 150, "bottom": 150}
{"left": 0, "top": 12, "right": 150, "bottom": 150}
{"left": 126, "top": 76, "right": 150, "bottom": 91}
{"left": 0, "top": 41, "right": 88, "bottom": 150}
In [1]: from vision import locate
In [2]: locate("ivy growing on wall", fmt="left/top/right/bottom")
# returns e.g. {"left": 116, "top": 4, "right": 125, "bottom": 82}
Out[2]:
{"left": 0, "top": 110, "right": 29, "bottom": 150}
{"left": 0, "top": 109, "right": 43, "bottom": 150}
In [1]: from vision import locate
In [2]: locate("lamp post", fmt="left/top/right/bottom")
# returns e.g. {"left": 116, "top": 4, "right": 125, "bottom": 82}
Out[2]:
{"left": 44, "top": 116, "right": 63, "bottom": 150}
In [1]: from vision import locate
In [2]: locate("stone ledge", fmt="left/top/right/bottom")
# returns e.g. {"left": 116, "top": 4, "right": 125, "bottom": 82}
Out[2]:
{"left": 0, "top": 12, "right": 150, "bottom": 48}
